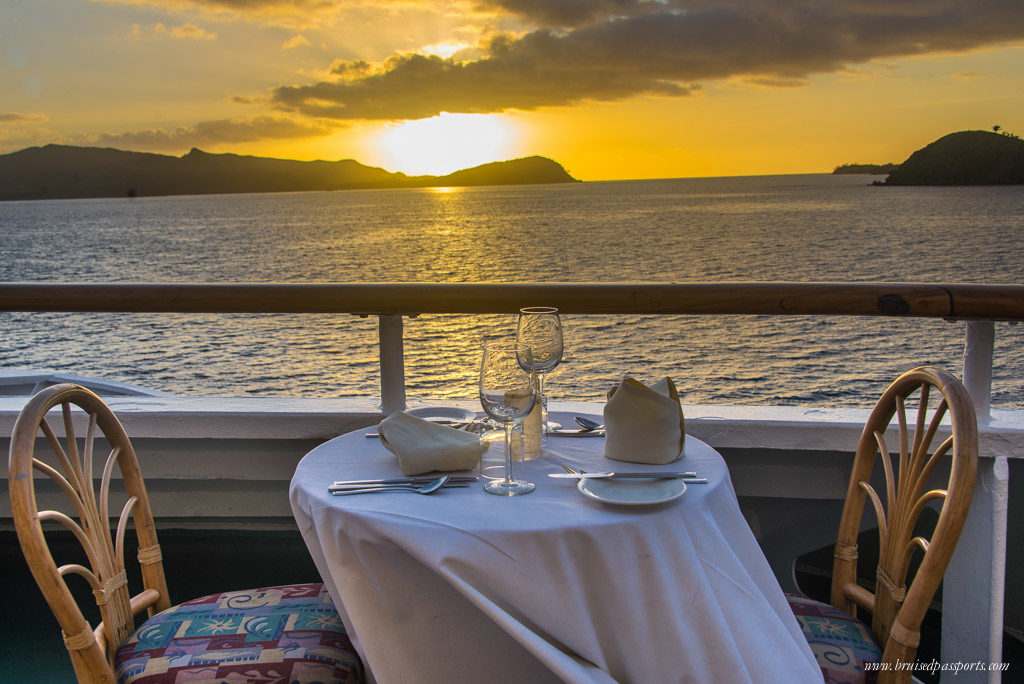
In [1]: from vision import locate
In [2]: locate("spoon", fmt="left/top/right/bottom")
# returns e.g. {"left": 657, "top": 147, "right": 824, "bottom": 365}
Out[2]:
{"left": 331, "top": 475, "right": 452, "bottom": 496}
{"left": 574, "top": 416, "right": 604, "bottom": 431}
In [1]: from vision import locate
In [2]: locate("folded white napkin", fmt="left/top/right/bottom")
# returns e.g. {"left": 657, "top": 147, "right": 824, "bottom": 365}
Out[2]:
{"left": 377, "top": 411, "right": 486, "bottom": 476}
{"left": 603, "top": 377, "right": 685, "bottom": 465}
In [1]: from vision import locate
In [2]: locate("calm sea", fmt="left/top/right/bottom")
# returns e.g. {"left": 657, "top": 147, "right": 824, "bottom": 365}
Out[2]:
{"left": 2, "top": 174, "right": 1023, "bottom": 408}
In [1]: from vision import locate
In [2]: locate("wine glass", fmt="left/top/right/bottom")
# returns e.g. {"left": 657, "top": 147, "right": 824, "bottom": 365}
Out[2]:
{"left": 516, "top": 307, "right": 563, "bottom": 434}
{"left": 479, "top": 341, "right": 537, "bottom": 496}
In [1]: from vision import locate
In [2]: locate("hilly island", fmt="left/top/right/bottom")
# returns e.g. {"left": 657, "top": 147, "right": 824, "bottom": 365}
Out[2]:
{"left": 833, "top": 130, "right": 1024, "bottom": 185}
{"left": 880, "top": 130, "right": 1024, "bottom": 185}
{"left": 0, "top": 145, "right": 579, "bottom": 201}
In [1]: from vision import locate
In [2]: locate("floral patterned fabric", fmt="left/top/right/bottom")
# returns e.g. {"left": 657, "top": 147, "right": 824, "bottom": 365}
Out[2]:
{"left": 787, "top": 593, "right": 881, "bottom": 684}
{"left": 114, "top": 583, "right": 363, "bottom": 684}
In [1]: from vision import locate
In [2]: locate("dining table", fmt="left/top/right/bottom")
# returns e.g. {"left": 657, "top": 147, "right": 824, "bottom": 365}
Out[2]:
{"left": 289, "top": 410, "right": 822, "bottom": 683}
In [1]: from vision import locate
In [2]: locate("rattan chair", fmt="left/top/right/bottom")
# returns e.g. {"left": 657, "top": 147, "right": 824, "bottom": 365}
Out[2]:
{"left": 9, "top": 384, "right": 364, "bottom": 684}
{"left": 787, "top": 366, "right": 978, "bottom": 684}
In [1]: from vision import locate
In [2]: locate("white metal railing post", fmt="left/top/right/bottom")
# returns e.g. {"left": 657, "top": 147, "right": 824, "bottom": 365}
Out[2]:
{"left": 943, "top": 319, "right": 1005, "bottom": 682}
{"left": 963, "top": 320, "right": 994, "bottom": 422}
{"left": 378, "top": 314, "right": 407, "bottom": 414}
{"left": 942, "top": 453, "right": 1009, "bottom": 683}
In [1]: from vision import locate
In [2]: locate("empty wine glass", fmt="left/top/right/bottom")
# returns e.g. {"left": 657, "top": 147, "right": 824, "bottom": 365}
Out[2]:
{"left": 516, "top": 307, "right": 563, "bottom": 434}
{"left": 479, "top": 341, "right": 537, "bottom": 496}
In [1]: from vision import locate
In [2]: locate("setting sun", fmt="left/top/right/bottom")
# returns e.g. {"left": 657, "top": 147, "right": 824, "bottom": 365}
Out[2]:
{"left": 373, "top": 113, "right": 519, "bottom": 177}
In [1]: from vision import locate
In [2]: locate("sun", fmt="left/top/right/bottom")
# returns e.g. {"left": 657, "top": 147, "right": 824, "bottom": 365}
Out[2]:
{"left": 373, "top": 113, "right": 519, "bottom": 176}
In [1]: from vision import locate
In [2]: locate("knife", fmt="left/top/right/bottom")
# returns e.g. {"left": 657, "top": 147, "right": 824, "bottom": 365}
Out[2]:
{"left": 365, "top": 418, "right": 475, "bottom": 438}
{"left": 549, "top": 429, "right": 605, "bottom": 437}
{"left": 331, "top": 475, "right": 478, "bottom": 487}
{"left": 548, "top": 471, "right": 697, "bottom": 479}
{"left": 329, "top": 482, "right": 472, "bottom": 492}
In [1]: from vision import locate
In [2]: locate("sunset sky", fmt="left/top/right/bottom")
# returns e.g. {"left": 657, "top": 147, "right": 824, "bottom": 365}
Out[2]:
{"left": 2, "top": 0, "right": 1023, "bottom": 180}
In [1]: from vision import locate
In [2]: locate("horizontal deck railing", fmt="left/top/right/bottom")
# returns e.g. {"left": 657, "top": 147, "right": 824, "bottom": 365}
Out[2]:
{"left": 2, "top": 281, "right": 1023, "bottom": 318}
{"left": 2, "top": 281, "right": 1022, "bottom": 414}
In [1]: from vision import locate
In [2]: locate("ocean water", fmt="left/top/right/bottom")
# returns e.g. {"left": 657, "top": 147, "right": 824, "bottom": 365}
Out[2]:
{"left": 1, "top": 174, "right": 1023, "bottom": 408}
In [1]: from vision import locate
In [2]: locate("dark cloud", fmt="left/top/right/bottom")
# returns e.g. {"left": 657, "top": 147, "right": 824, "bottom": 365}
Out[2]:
{"left": 100, "top": 0, "right": 346, "bottom": 27}
{"left": 116, "top": 0, "right": 335, "bottom": 10}
{"left": 272, "top": 0, "right": 1024, "bottom": 120}
{"left": 273, "top": 49, "right": 693, "bottom": 120}
{"left": 208, "top": 0, "right": 324, "bottom": 6}
{"left": 0, "top": 112, "right": 48, "bottom": 123}
{"left": 489, "top": 0, "right": 994, "bottom": 26}
{"left": 484, "top": 0, "right": 659, "bottom": 27}
{"left": 330, "top": 59, "right": 373, "bottom": 77}
{"left": 92, "top": 115, "right": 332, "bottom": 151}
{"left": 743, "top": 76, "right": 808, "bottom": 88}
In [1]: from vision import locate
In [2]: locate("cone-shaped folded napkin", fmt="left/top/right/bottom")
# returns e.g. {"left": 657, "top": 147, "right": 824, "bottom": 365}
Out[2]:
{"left": 377, "top": 411, "right": 485, "bottom": 476}
{"left": 603, "top": 377, "right": 685, "bottom": 465}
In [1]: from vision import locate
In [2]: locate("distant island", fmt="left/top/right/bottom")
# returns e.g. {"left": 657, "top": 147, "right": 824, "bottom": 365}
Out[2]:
{"left": 879, "top": 130, "right": 1024, "bottom": 185}
{"left": 835, "top": 130, "right": 1024, "bottom": 186}
{"left": 832, "top": 163, "right": 899, "bottom": 175}
{"left": 0, "top": 145, "right": 579, "bottom": 201}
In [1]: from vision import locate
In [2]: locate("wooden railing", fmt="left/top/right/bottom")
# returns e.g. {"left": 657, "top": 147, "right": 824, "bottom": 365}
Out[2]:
{"left": 2, "top": 281, "right": 1023, "bottom": 413}
{"left": 1, "top": 281, "right": 1023, "bottom": 318}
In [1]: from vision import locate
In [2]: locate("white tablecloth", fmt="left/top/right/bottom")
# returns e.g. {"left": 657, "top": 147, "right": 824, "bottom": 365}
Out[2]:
{"left": 289, "top": 411, "right": 821, "bottom": 683}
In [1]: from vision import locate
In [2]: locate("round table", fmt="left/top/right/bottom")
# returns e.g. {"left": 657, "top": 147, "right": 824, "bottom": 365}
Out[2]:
{"left": 289, "top": 411, "right": 821, "bottom": 683}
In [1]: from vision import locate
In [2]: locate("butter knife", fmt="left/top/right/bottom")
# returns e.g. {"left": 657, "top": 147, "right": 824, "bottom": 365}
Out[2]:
{"left": 549, "top": 429, "right": 605, "bottom": 437}
{"left": 548, "top": 471, "right": 697, "bottom": 479}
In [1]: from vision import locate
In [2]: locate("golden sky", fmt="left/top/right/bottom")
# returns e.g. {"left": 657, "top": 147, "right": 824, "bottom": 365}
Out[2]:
{"left": 2, "top": 0, "right": 1023, "bottom": 180}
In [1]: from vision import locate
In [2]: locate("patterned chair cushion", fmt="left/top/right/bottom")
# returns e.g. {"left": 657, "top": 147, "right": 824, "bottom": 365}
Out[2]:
{"left": 787, "top": 593, "right": 882, "bottom": 684}
{"left": 114, "top": 583, "right": 363, "bottom": 684}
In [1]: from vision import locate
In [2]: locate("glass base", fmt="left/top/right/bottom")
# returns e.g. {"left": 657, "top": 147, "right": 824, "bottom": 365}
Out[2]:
{"left": 484, "top": 479, "right": 535, "bottom": 496}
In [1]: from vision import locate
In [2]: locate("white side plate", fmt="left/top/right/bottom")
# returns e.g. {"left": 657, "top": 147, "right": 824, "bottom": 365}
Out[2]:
{"left": 406, "top": 406, "right": 477, "bottom": 422}
{"left": 577, "top": 477, "right": 686, "bottom": 506}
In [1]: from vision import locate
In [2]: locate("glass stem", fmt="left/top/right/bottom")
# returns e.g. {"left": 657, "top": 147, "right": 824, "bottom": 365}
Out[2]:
{"left": 503, "top": 421, "right": 515, "bottom": 484}
{"left": 537, "top": 373, "right": 548, "bottom": 433}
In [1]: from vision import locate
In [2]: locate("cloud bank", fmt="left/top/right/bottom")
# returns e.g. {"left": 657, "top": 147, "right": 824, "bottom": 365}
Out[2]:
{"left": 0, "top": 112, "right": 49, "bottom": 123}
{"left": 269, "top": 0, "right": 1024, "bottom": 120}
{"left": 91, "top": 116, "right": 332, "bottom": 152}
{"left": 100, "top": 0, "right": 356, "bottom": 27}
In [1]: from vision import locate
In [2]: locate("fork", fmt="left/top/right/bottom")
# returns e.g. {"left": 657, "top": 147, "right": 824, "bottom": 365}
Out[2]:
{"left": 330, "top": 475, "right": 460, "bottom": 496}
{"left": 557, "top": 462, "right": 707, "bottom": 483}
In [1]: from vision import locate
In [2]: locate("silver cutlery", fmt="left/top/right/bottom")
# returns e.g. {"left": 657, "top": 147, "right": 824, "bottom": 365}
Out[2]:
{"left": 573, "top": 416, "right": 605, "bottom": 431}
{"left": 365, "top": 426, "right": 476, "bottom": 438}
{"left": 330, "top": 482, "right": 471, "bottom": 493}
{"left": 549, "top": 428, "right": 605, "bottom": 437}
{"left": 365, "top": 419, "right": 478, "bottom": 438}
{"left": 554, "top": 463, "right": 706, "bottom": 483}
{"left": 548, "top": 471, "right": 699, "bottom": 480}
{"left": 331, "top": 475, "right": 478, "bottom": 487}
{"left": 330, "top": 475, "right": 458, "bottom": 495}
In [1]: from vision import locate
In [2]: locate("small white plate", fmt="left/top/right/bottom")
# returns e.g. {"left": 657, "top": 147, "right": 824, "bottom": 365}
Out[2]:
{"left": 577, "top": 477, "right": 686, "bottom": 506}
{"left": 406, "top": 406, "right": 477, "bottom": 422}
